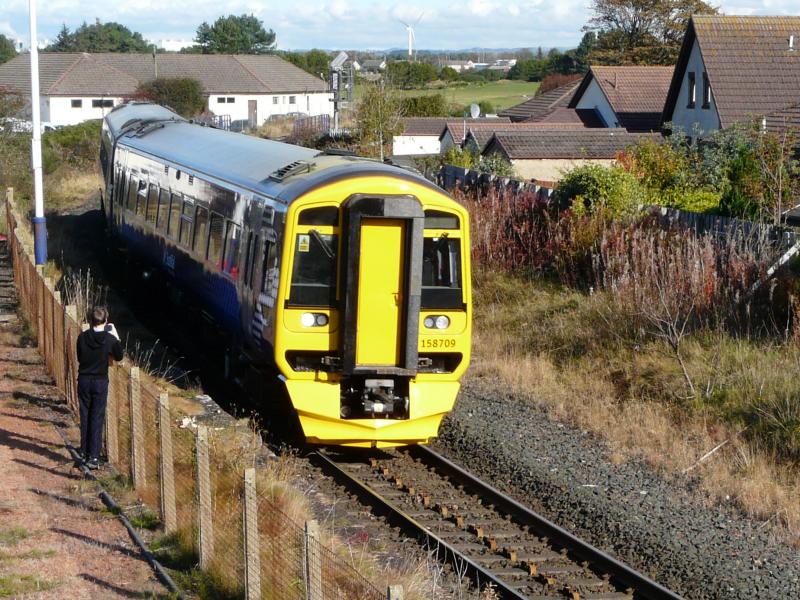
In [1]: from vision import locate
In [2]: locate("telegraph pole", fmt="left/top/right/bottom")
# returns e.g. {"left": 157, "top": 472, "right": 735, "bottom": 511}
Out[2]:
{"left": 29, "top": 0, "right": 47, "bottom": 264}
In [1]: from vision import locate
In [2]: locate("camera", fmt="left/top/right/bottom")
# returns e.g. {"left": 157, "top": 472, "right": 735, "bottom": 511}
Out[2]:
{"left": 104, "top": 324, "right": 112, "bottom": 333}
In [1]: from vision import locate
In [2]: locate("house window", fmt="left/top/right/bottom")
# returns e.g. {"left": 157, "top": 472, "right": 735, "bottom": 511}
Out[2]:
{"left": 272, "top": 97, "right": 279, "bottom": 105}
{"left": 226, "top": 97, "right": 235, "bottom": 103}
{"left": 687, "top": 72, "right": 696, "bottom": 109}
{"left": 71, "top": 99, "right": 82, "bottom": 108}
{"left": 289, "top": 95, "right": 296, "bottom": 104}
{"left": 217, "top": 97, "right": 226, "bottom": 104}
{"left": 92, "top": 99, "right": 114, "bottom": 108}
{"left": 702, "top": 72, "right": 711, "bottom": 109}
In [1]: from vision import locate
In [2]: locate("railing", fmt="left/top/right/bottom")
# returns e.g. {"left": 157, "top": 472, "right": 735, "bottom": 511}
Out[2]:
{"left": 4, "top": 188, "right": 404, "bottom": 600}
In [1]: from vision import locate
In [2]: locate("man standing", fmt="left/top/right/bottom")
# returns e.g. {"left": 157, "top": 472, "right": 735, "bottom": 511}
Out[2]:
{"left": 76, "top": 306, "right": 123, "bottom": 469}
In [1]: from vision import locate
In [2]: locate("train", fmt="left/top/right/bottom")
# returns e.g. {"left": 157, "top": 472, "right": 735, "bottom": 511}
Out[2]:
{"left": 100, "top": 102, "right": 471, "bottom": 448}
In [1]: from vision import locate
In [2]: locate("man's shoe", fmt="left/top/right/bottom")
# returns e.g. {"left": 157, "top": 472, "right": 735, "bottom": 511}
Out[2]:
{"left": 73, "top": 450, "right": 86, "bottom": 468}
{"left": 86, "top": 458, "right": 100, "bottom": 470}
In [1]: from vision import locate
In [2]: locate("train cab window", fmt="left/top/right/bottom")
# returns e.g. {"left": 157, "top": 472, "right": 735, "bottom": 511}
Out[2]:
{"left": 126, "top": 177, "right": 139, "bottom": 212}
{"left": 156, "top": 189, "right": 170, "bottom": 230}
{"left": 223, "top": 223, "right": 242, "bottom": 278}
{"left": 145, "top": 184, "right": 159, "bottom": 224}
{"left": 193, "top": 207, "right": 209, "bottom": 256}
{"left": 208, "top": 214, "right": 225, "bottom": 265}
{"left": 179, "top": 200, "right": 194, "bottom": 247}
{"left": 289, "top": 230, "right": 338, "bottom": 306}
{"left": 167, "top": 193, "right": 181, "bottom": 239}
{"left": 135, "top": 181, "right": 147, "bottom": 217}
{"left": 424, "top": 210, "right": 459, "bottom": 229}
{"left": 422, "top": 237, "right": 463, "bottom": 309}
{"left": 298, "top": 206, "right": 338, "bottom": 226}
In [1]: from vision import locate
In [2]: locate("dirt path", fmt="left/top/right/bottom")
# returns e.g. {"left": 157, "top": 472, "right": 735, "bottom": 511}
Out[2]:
{"left": 0, "top": 244, "right": 169, "bottom": 599}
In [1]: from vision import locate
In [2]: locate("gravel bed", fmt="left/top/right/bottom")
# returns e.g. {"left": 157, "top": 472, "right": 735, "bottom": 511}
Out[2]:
{"left": 434, "top": 381, "right": 800, "bottom": 600}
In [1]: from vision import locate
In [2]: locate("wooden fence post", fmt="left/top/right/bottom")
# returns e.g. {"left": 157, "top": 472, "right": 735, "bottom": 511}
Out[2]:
{"left": 105, "top": 365, "right": 119, "bottom": 466}
{"left": 387, "top": 585, "right": 404, "bottom": 600}
{"left": 196, "top": 425, "right": 214, "bottom": 569}
{"left": 243, "top": 468, "right": 261, "bottom": 600}
{"left": 43, "top": 277, "right": 53, "bottom": 368}
{"left": 158, "top": 394, "right": 177, "bottom": 534}
{"left": 129, "top": 367, "right": 146, "bottom": 488}
{"left": 304, "top": 520, "right": 322, "bottom": 600}
{"left": 52, "top": 290, "right": 62, "bottom": 390}
{"left": 35, "top": 267, "right": 43, "bottom": 352}
{"left": 64, "top": 305, "right": 78, "bottom": 416}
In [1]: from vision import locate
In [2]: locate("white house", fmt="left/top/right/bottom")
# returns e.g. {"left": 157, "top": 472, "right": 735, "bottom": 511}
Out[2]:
{"left": 569, "top": 65, "right": 673, "bottom": 132}
{"left": 392, "top": 118, "right": 449, "bottom": 156}
{"left": 662, "top": 15, "right": 800, "bottom": 137}
{"left": 0, "top": 52, "right": 332, "bottom": 128}
{"left": 442, "top": 60, "right": 475, "bottom": 73}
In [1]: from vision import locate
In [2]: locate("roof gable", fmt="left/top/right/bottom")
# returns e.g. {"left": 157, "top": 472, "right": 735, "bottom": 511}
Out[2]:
{"left": 664, "top": 16, "right": 800, "bottom": 129}
{"left": 485, "top": 129, "right": 661, "bottom": 160}
{"left": 498, "top": 81, "right": 580, "bottom": 122}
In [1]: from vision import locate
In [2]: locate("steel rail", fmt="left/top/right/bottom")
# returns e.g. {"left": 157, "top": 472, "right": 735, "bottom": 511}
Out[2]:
{"left": 410, "top": 444, "right": 684, "bottom": 600}
{"left": 311, "top": 450, "right": 530, "bottom": 600}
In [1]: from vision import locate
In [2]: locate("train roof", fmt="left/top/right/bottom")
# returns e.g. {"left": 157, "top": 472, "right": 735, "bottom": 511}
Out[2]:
{"left": 106, "top": 102, "right": 442, "bottom": 204}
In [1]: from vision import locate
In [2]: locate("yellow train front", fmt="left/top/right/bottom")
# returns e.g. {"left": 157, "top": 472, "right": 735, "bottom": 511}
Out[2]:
{"left": 275, "top": 163, "right": 471, "bottom": 448}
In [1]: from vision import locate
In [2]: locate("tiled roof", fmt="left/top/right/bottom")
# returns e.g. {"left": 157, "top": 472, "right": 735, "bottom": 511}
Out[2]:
{"left": 466, "top": 122, "right": 592, "bottom": 152}
{"left": 570, "top": 66, "right": 673, "bottom": 132}
{"left": 664, "top": 16, "right": 800, "bottom": 128}
{"left": 0, "top": 53, "right": 327, "bottom": 96}
{"left": 497, "top": 81, "right": 580, "bottom": 122}
{"left": 440, "top": 117, "right": 512, "bottom": 142}
{"left": 764, "top": 103, "right": 800, "bottom": 134}
{"left": 525, "top": 107, "right": 606, "bottom": 128}
{"left": 400, "top": 117, "right": 450, "bottom": 136}
{"left": 484, "top": 129, "right": 661, "bottom": 160}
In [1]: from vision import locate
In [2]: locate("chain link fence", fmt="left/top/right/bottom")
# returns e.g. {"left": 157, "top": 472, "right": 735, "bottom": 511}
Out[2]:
{"left": 5, "top": 189, "right": 404, "bottom": 600}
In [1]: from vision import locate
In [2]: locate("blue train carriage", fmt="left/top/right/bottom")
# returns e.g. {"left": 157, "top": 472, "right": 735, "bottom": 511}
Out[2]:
{"left": 100, "top": 102, "right": 472, "bottom": 448}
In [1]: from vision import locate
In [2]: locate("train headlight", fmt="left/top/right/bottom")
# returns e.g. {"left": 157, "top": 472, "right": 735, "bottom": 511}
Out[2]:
{"left": 423, "top": 315, "right": 450, "bottom": 330}
{"left": 301, "top": 312, "right": 328, "bottom": 327}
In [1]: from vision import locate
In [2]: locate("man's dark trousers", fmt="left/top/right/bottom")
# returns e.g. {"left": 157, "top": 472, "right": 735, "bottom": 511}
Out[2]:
{"left": 78, "top": 375, "right": 108, "bottom": 459}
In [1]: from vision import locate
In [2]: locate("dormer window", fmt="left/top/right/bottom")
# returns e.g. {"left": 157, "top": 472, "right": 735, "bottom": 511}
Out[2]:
{"left": 687, "top": 72, "right": 696, "bottom": 108}
{"left": 702, "top": 72, "right": 711, "bottom": 109}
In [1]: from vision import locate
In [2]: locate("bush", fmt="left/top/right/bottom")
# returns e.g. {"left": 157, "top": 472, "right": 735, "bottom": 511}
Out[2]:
{"left": 400, "top": 94, "right": 447, "bottom": 117}
{"left": 554, "top": 164, "right": 644, "bottom": 217}
{"left": 477, "top": 100, "right": 494, "bottom": 115}
{"left": 668, "top": 189, "right": 721, "bottom": 213}
{"left": 135, "top": 78, "right": 206, "bottom": 117}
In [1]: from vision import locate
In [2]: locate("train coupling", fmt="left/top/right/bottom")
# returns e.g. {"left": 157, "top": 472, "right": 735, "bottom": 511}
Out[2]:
{"left": 340, "top": 377, "right": 409, "bottom": 419}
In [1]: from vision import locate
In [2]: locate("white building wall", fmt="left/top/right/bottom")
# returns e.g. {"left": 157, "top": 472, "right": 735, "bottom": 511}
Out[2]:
{"left": 511, "top": 157, "right": 616, "bottom": 182}
{"left": 392, "top": 134, "right": 441, "bottom": 156}
{"left": 575, "top": 78, "right": 617, "bottom": 128}
{"left": 207, "top": 92, "right": 333, "bottom": 125}
{"left": 668, "top": 39, "right": 721, "bottom": 137}
{"left": 47, "top": 96, "right": 122, "bottom": 127}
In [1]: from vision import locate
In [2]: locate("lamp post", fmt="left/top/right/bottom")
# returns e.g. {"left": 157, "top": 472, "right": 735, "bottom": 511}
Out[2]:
{"left": 29, "top": 0, "right": 47, "bottom": 265}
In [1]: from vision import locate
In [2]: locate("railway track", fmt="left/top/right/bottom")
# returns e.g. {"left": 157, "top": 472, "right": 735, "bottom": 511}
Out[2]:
{"left": 312, "top": 445, "right": 683, "bottom": 600}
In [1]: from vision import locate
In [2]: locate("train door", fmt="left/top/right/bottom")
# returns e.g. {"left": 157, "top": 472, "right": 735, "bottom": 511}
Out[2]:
{"left": 341, "top": 195, "right": 424, "bottom": 374}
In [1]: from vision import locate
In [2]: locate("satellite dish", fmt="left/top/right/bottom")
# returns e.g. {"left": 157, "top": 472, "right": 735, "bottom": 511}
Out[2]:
{"left": 469, "top": 103, "right": 481, "bottom": 119}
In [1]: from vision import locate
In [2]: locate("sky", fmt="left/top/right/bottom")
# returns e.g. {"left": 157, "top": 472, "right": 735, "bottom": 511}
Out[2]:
{"left": 0, "top": 1, "right": 798, "bottom": 52}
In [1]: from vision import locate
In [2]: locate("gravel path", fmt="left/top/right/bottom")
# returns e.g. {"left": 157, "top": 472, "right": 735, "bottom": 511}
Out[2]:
{"left": 435, "top": 381, "right": 800, "bottom": 600}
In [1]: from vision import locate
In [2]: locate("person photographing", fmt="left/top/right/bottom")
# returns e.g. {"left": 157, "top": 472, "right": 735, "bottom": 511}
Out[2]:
{"left": 76, "top": 306, "right": 123, "bottom": 469}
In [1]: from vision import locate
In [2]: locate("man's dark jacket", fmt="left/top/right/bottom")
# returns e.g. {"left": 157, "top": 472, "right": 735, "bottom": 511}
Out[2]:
{"left": 76, "top": 329, "right": 123, "bottom": 378}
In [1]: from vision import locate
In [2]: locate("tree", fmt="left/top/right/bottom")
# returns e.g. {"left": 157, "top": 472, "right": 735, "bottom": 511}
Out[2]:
{"left": 45, "top": 20, "right": 150, "bottom": 52}
{"left": 440, "top": 66, "right": 459, "bottom": 82}
{"left": 354, "top": 81, "right": 404, "bottom": 160}
{"left": 401, "top": 94, "right": 447, "bottom": 117}
{"left": 194, "top": 14, "right": 275, "bottom": 54}
{"left": 386, "top": 61, "right": 437, "bottom": 89}
{"left": 0, "top": 35, "right": 16, "bottom": 64}
{"left": 135, "top": 78, "right": 206, "bottom": 117}
{"left": 304, "top": 49, "right": 330, "bottom": 78}
{"left": 584, "top": 0, "right": 717, "bottom": 65}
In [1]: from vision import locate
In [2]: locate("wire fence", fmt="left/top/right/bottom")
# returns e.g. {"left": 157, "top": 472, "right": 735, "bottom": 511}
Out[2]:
{"left": 4, "top": 188, "right": 402, "bottom": 600}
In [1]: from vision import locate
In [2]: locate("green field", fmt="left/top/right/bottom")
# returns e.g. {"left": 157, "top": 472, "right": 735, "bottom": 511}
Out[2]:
{"left": 353, "top": 79, "right": 541, "bottom": 113}
{"left": 397, "top": 80, "right": 540, "bottom": 112}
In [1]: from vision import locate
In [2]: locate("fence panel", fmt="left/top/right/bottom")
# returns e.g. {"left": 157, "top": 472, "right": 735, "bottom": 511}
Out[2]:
{"left": 257, "top": 493, "right": 306, "bottom": 600}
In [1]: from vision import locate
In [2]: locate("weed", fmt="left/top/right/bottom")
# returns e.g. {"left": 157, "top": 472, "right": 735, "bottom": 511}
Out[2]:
{"left": 0, "top": 573, "right": 59, "bottom": 596}
{"left": 0, "top": 548, "right": 56, "bottom": 561}
{"left": 0, "top": 527, "right": 30, "bottom": 547}
{"left": 130, "top": 508, "right": 161, "bottom": 531}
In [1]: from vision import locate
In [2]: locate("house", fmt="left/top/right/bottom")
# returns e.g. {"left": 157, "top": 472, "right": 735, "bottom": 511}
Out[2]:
{"left": 662, "top": 16, "right": 800, "bottom": 137}
{"left": 0, "top": 52, "right": 332, "bottom": 128}
{"left": 442, "top": 60, "right": 475, "bottom": 73}
{"left": 393, "top": 117, "right": 450, "bottom": 155}
{"left": 482, "top": 129, "right": 660, "bottom": 181}
{"left": 498, "top": 80, "right": 581, "bottom": 122}
{"left": 568, "top": 65, "right": 673, "bottom": 132}
{"left": 462, "top": 121, "right": 591, "bottom": 155}
{"left": 438, "top": 117, "right": 512, "bottom": 153}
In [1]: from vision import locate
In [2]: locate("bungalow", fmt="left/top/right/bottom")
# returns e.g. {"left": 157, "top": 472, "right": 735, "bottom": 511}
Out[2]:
{"left": 498, "top": 80, "right": 580, "bottom": 122}
{"left": 568, "top": 65, "right": 673, "bottom": 132}
{"left": 0, "top": 52, "right": 332, "bottom": 128}
{"left": 392, "top": 117, "right": 450, "bottom": 156}
{"left": 482, "top": 129, "right": 661, "bottom": 182}
{"left": 463, "top": 121, "right": 590, "bottom": 155}
{"left": 437, "top": 117, "right": 512, "bottom": 153}
{"left": 662, "top": 15, "right": 800, "bottom": 137}
{"left": 358, "top": 59, "right": 387, "bottom": 72}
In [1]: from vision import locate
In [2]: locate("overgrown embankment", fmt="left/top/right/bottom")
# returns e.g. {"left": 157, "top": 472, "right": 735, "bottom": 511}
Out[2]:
{"left": 460, "top": 187, "right": 800, "bottom": 541}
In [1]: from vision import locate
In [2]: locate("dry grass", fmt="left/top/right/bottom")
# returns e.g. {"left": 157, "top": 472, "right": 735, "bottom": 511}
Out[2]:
{"left": 255, "top": 116, "right": 298, "bottom": 140}
{"left": 471, "top": 270, "right": 800, "bottom": 544}
{"left": 44, "top": 167, "right": 102, "bottom": 213}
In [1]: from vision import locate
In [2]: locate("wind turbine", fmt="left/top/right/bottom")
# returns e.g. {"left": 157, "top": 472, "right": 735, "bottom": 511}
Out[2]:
{"left": 399, "top": 12, "right": 424, "bottom": 61}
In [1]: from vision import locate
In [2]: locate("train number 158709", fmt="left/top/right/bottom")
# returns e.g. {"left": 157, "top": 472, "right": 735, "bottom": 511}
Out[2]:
{"left": 420, "top": 338, "right": 456, "bottom": 349}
